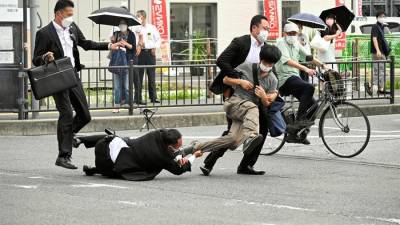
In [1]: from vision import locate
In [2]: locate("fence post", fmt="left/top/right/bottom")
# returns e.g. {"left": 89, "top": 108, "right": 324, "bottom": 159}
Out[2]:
{"left": 390, "top": 55, "right": 395, "bottom": 104}
{"left": 128, "top": 61, "right": 134, "bottom": 115}
{"left": 17, "top": 64, "right": 27, "bottom": 120}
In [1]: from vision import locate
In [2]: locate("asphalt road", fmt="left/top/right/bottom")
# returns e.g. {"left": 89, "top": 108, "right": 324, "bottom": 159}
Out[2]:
{"left": 0, "top": 114, "right": 399, "bottom": 225}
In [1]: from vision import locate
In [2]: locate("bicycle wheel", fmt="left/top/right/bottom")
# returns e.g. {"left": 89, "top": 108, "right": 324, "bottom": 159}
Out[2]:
{"left": 319, "top": 101, "right": 370, "bottom": 158}
{"left": 260, "top": 132, "right": 286, "bottom": 155}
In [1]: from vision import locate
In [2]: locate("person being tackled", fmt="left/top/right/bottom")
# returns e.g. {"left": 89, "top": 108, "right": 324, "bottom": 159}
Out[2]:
{"left": 192, "top": 45, "right": 282, "bottom": 156}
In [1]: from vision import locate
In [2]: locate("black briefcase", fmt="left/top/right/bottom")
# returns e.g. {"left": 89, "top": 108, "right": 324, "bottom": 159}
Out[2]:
{"left": 28, "top": 57, "right": 78, "bottom": 100}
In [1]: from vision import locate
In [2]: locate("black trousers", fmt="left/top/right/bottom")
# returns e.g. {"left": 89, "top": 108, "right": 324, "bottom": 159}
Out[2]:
{"left": 138, "top": 50, "right": 157, "bottom": 102}
{"left": 52, "top": 73, "right": 91, "bottom": 158}
{"left": 203, "top": 106, "right": 269, "bottom": 170}
{"left": 279, "top": 76, "right": 316, "bottom": 120}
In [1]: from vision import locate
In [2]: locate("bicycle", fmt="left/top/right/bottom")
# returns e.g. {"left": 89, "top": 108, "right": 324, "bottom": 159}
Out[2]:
{"left": 261, "top": 72, "right": 371, "bottom": 158}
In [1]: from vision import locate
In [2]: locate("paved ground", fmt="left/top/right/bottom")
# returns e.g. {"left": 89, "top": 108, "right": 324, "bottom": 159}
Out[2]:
{"left": 0, "top": 114, "right": 399, "bottom": 225}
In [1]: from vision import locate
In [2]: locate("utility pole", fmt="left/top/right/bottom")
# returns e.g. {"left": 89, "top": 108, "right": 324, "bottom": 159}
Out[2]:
{"left": 29, "top": 0, "right": 40, "bottom": 119}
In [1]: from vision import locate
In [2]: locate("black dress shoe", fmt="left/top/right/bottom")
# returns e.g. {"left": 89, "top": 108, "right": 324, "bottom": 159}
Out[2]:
{"left": 200, "top": 166, "right": 211, "bottom": 176}
{"left": 83, "top": 165, "right": 97, "bottom": 176}
{"left": 136, "top": 101, "right": 147, "bottom": 105}
{"left": 151, "top": 99, "right": 161, "bottom": 103}
{"left": 55, "top": 157, "right": 77, "bottom": 170}
{"left": 237, "top": 166, "right": 265, "bottom": 175}
{"left": 377, "top": 90, "right": 391, "bottom": 95}
{"left": 242, "top": 134, "right": 264, "bottom": 155}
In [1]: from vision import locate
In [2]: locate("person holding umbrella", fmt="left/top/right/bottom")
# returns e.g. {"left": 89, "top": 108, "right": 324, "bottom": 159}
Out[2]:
{"left": 32, "top": 0, "right": 121, "bottom": 169}
{"left": 109, "top": 19, "right": 137, "bottom": 113}
{"left": 318, "top": 14, "right": 342, "bottom": 70}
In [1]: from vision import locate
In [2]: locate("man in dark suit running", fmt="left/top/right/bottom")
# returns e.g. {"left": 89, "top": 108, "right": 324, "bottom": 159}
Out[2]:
{"left": 32, "top": 0, "right": 120, "bottom": 169}
{"left": 204, "top": 15, "right": 270, "bottom": 176}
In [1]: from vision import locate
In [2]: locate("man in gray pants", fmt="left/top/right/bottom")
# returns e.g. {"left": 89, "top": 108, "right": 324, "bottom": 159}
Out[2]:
{"left": 367, "top": 10, "right": 391, "bottom": 95}
{"left": 194, "top": 45, "right": 281, "bottom": 164}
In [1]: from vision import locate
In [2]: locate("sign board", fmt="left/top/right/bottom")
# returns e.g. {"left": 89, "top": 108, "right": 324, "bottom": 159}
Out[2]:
{"left": 335, "top": 0, "right": 346, "bottom": 50}
{"left": 264, "top": 0, "right": 280, "bottom": 40}
{"left": 151, "top": 0, "right": 171, "bottom": 64}
{"left": 0, "top": 7, "right": 23, "bottom": 22}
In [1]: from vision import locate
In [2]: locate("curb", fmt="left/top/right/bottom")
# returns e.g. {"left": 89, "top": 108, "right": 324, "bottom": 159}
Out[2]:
{"left": 0, "top": 104, "right": 399, "bottom": 136}
{"left": 0, "top": 112, "right": 227, "bottom": 136}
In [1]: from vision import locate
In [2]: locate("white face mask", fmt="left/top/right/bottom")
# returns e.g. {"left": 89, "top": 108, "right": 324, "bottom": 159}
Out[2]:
{"left": 378, "top": 17, "right": 386, "bottom": 24}
{"left": 61, "top": 16, "right": 73, "bottom": 28}
{"left": 260, "top": 63, "right": 272, "bottom": 73}
{"left": 119, "top": 24, "right": 128, "bottom": 32}
{"left": 285, "top": 35, "right": 298, "bottom": 45}
{"left": 256, "top": 30, "right": 269, "bottom": 43}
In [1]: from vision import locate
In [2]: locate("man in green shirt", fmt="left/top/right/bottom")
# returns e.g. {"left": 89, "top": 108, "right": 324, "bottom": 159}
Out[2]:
{"left": 275, "top": 23, "right": 325, "bottom": 144}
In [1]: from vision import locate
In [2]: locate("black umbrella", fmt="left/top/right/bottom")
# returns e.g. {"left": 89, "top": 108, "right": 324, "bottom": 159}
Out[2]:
{"left": 288, "top": 13, "right": 327, "bottom": 30}
{"left": 320, "top": 5, "right": 355, "bottom": 32}
{"left": 88, "top": 7, "right": 141, "bottom": 26}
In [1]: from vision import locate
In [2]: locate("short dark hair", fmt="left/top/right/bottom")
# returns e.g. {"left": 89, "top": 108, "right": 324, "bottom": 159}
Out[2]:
{"left": 250, "top": 15, "right": 268, "bottom": 31}
{"left": 160, "top": 129, "right": 182, "bottom": 146}
{"left": 259, "top": 44, "right": 282, "bottom": 64}
{"left": 376, "top": 10, "right": 386, "bottom": 18}
{"left": 54, "top": 0, "right": 74, "bottom": 14}
{"left": 137, "top": 10, "right": 147, "bottom": 18}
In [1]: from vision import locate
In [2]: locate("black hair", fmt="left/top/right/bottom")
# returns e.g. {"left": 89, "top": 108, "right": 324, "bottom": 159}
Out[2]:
{"left": 54, "top": 0, "right": 74, "bottom": 14}
{"left": 250, "top": 15, "right": 268, "bottom": 32}
{"left": 326, "top": 14, "right": 336, "bottom": 20}
{"left": 259, "top": 44, "right": 281, "bottom": 64}
{"left": 160, "top": 129, "right": 182, "bottom": 146}
{"left": 376, "top": 10, "right": 386, "bottom": 18}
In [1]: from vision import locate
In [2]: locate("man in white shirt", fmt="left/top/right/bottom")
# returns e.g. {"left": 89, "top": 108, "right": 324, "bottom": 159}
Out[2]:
{"left": 136, "top": 10, "right": 161, "bottom": 104}
{"left": 32, "top": 0, "right": 120, "bottom": 170}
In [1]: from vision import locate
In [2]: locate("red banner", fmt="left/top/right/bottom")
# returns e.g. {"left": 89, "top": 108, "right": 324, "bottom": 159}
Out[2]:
{"left": 264, "top": 0, "right": 279, "bottom": 40}
{"left": 151, "top": 0, "right": 171, "bottom": 63}
{"left": 357, "top": 0, "right": 363, "bottom": 16}
{"left": 335, "top": 0, "right": 346, "bottom": 50}
{"left": 151, "top": 0, "right": 168, "bottom": 40}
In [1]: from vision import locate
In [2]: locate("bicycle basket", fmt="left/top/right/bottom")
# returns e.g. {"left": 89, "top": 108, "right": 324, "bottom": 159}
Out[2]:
{"left": 323, "top": 70, "right": 346, "bottom": 97}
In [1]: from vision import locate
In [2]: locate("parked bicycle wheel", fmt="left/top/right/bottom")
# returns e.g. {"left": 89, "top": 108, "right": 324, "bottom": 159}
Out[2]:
{"left": 319, "top": 101, "right": 370, "bottom": 158}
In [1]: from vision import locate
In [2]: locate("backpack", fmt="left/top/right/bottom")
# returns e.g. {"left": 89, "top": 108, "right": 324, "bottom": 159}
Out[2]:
{"left": 323, "top": 69, "right": 345, "bottom": 97}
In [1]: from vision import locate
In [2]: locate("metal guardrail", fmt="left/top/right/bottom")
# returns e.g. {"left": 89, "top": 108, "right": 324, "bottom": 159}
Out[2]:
{"left": 0, "top": 56, "right": 396, "bottom": 120}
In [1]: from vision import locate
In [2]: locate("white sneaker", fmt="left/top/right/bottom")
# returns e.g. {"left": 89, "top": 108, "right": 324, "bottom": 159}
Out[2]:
{"left": 112, "top": 109, "right": 120, "bottom": 113}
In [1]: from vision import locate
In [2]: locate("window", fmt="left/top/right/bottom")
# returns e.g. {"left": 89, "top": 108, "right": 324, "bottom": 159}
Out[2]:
{"left": 282, "top": 1, "right": 300, "bottom": 28}
{"left": 170, "top": 3, "right": 217, "bottom": 64}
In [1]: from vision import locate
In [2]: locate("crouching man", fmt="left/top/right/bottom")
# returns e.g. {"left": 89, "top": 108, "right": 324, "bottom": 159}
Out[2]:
{"left": 77, "top": 129, "right": 202, "bottom": 181}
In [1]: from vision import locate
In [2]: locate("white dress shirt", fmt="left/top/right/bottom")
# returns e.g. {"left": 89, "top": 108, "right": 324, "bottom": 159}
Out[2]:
{"left": 245, "top": 35, "right": 264, "bottom": 63}
{"left": 109, "top": 137, "right": 128, "bottom": 163}
{"left": 137, "top": 23, "right": 161, "bottom": 49}
{"left": 52, "top": 21, "right": 75, "bottom": 67}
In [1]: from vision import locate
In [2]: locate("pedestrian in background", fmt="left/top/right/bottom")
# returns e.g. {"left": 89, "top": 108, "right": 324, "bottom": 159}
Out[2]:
{"left": 109, "top": 19, "right": 137, "bottom": 113}
{"left": 366, "top": 10, "right": 391, "bottom": 95}
{"left": 135, "top": 10, "right": 161, "bottom": 104}
{"left": 318, "top": 14, "right": 342, "bottom": 71}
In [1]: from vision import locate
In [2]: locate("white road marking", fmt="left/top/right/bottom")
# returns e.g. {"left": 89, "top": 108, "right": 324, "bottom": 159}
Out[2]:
{"left": 224, "top": 199, "right": 316, "bottom": 212}
{"left": 14, "top": 185, "right": 38, "bottom": 189}
{"left": 71, "top": 183, "right": 128, "bottom": 189}
{"left": 0, "top": 172, "right": 20, "bottom": 176}
{"left": 355, "top": 216, "right": 400, "bottom": 225}
{"left": 118, "top": 201, "right": 146, "bottom": 207}
{"left": 28, "top": 176, "right": 47, "bottom": 179}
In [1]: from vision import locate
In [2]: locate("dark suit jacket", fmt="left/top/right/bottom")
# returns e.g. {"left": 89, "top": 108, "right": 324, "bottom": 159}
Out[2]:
{"left": 112, "top": 130, "right": 191, "bottom": 181}
{"left": 209, "top": 35, "right": 251, "bottom": 94}
{"left": 33, "top": 22, "right": 109, "bottom": 71}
